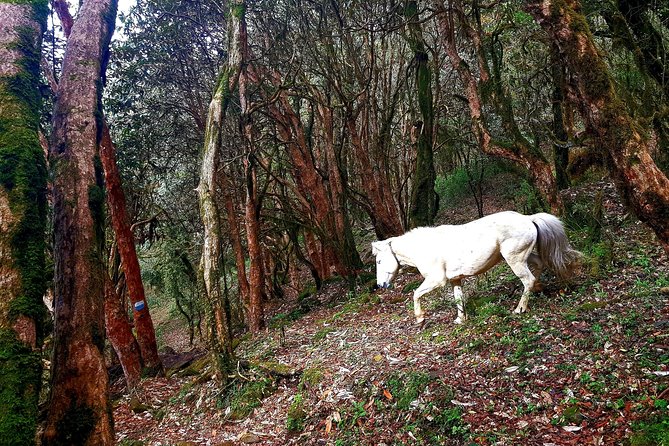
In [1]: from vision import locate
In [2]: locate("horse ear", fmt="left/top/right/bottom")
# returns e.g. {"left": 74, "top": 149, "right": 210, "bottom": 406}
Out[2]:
{"left": 371, "top": 241, "right": 380, "bottom": 256}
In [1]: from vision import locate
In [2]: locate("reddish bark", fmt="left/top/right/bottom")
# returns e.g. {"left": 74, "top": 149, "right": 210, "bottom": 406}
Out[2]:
{"left": 243, "top": 155, "right": 265, "bottom": 333}
{"left": 528, "top": 0, "right": 669, "bottom": 253}
{"left": 317, "top": 103, "right": 360, "bottom": 274}
{"left": 221, "top": 174, "right": 250, "bottom": 313}
{"left": 346, "top": 113, "right": 404, "bottom": 238}
{"left": 267, "top": 95, "right": 347, "bottom": 277}
{"left": 51, "top": 0, "right": 73, "bottom": 38}
{"left": 238, "top": 9, "right": 265, "bottom": 333}
{"left": 100, "top": 124, "right": 163, "bottom": 375}
{"left": 104, "top": 273, "right": 142, "bottom": 390}
{"left": 43, "top": 0, "right": 118, "bottom": 444}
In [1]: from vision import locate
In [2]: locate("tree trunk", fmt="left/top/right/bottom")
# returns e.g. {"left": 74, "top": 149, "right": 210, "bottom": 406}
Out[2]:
{"left": 197, "top": 70, "right": 235, "bottom": 378}
{"left": 551, "top": 47, "right": 571, "bottom": 190}
{"left": 196, "top": 0, "right": 248, "bottom": 376}
{"left": 267, "top": 94, "right": 348, "bottom": 277}
{"left": 0, "top": 2, "right": 49, "bottom": 443}
{"left": 221, "top": 173, "right": 251, "bottom": 315}
{"left": 346, "top": 112, "right": 404, "bottom": 238}
{"left": 243, "top": 154, "right": 265, "bottom": 333}
{"left": 318, "top": 102, "right": 361, "bottom": 274}
{"left": 100, "top": 123, "right": 163, "bottom": 375}
{"left": 238, "top": 5, "right": 265, "bottom": 333}
{"left": 43, "top": 0, "right": 117, "bottom": 444}
{"left": 405, "top": 1, "right": 437, "bottom": 227}
{"left": 527, "top": 0, "right": 669, "bottom": 252}
{"left": 103, "top": 272, "right": 142, "bottom": 390}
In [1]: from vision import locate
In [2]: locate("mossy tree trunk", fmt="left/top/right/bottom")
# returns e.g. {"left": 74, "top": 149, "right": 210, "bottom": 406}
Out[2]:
{"left": 196, "top": 0, "right": 249, "bottom": 376}
{"left": 43, "top": 0, "right": 118, "bottom": 444}
{"left": 197, "top": 70, "right": 235, "bottom": 377}
{"left": 527, "top": 0, "right": 669, "bottom": 253}
{"left": 0, "top": 1, "right": 49, "bottom": 443}
{"left": 404, "top": 0, "right": 437, "bottom": 227}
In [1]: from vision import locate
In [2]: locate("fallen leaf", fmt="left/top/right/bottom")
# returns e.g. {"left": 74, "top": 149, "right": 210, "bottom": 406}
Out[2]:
{"left": 505, "top": 366, "right": 520, "bottom": 373}
{"left": 238, "top": 432, "right": 262, "bottom": 443}
{"left": 562, "top": 426, "right": 582, "bottom": 433}
{"left": 450, "top": 400, "right": 476, "bottom": 407}
{"left": 383, "top": 389, "right": 393, "bottom": 400}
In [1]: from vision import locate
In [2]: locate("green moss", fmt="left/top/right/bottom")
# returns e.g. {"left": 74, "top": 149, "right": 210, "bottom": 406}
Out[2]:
{"left": 286, "top": 393, "right": 306, "bottom": 432}
{"left": 0, "top": 329, "right": 42, "bottom": 446}
{"left": 225, "top": 377, "right": 274, "bottom": 420}
{"left": 0, "top": 3, "right": 49, "bottom": 343}
{"left": 230, "top": 2, "right": 246, "bottom": 19}
{"left": 299, "top": 366, "right": 324, "bottom": 389}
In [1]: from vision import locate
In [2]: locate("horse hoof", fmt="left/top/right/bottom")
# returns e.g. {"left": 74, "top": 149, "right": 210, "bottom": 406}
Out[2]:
{"left": 454, "top": 316, "right": 466, "bottom": 325}
{"left": 513, "top": 307, "right": 526, "bottom": 314}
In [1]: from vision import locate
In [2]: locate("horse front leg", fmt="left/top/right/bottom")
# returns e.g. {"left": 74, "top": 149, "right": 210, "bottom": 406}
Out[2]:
{"left": 452, "top": 280, "right": 466, "bottom": 324}
{"left": 412, "top": 277, "right": 443, "bottom": 325}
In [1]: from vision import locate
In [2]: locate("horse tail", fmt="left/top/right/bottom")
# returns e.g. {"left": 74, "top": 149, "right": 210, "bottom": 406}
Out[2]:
{"left": 530, "top": 213, "right": 582, "bottom": 279}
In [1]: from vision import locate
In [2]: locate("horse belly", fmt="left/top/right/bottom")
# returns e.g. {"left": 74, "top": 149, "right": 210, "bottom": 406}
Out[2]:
{"left": 446, "top": 245, "right": 502, "bottom": 280}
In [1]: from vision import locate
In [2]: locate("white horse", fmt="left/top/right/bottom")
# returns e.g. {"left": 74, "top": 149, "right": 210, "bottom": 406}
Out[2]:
{"left": 372, "top": 211, "right": 581, "bottom": 325}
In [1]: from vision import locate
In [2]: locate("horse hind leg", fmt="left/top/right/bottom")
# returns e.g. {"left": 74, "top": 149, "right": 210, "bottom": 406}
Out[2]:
{"left": 452, "top": 279, "right": 466, "bottom": 324}
{"left": 506, "top": 259, "right": 537, "bottom": 314}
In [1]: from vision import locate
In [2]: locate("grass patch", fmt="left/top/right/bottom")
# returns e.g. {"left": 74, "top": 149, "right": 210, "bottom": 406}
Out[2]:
{"left": 286, "top": 393, "right": 307, "bottom": 432}
{"left": 629, "top": 413, "right": 669, "bottom": 446}
{"left": 222, "top": 377, "right": 275, "bottom": 420}
{"left": 300, "top": 367, "right": 325, "bottom": 390}
{"left": 385, "top": 371, "right": 431, "bottom": 410}
{"left": 312, "top": 327, "right": 335, "bottom": 343}
{"left": 402, "top": 280, "right": 422, "bottom": 293}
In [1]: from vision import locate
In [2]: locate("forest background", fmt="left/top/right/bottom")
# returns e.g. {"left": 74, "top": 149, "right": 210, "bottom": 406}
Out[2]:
{"left": 0, "top": 0, "right": 668, "bottom": 444}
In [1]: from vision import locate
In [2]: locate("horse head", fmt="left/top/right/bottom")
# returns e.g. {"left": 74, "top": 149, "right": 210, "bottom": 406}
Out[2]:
{"left": 372, "top": 240, "right": 399, "bottom": 290}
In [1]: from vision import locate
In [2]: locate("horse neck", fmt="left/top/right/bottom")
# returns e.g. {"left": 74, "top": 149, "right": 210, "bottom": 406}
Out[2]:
{"left": 389, "top": 234, "right": 418, "bottom": 268}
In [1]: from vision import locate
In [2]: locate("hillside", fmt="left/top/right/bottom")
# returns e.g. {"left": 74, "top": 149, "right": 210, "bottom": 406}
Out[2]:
{"left": 113, "top": 180, "right": 669, "bottom": 446}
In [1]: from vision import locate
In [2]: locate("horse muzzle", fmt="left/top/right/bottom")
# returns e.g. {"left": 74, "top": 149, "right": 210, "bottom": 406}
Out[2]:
{"left": 376, "top": 282, "right": 392, "bottom": 290}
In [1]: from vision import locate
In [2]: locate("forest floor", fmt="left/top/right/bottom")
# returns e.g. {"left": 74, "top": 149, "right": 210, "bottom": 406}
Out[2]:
{"left": 113, "top": 178, "right": 669, "bottom": 446}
